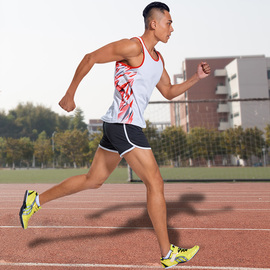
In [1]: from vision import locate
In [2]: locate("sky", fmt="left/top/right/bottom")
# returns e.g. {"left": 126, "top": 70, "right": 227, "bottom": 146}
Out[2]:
{"left": 1, "top": 0, "right": 270, "bottom": 123}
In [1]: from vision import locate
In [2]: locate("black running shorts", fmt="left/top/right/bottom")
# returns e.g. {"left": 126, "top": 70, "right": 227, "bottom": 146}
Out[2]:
{"left": 99, "top": 122, "right": 151, "bottom": 157}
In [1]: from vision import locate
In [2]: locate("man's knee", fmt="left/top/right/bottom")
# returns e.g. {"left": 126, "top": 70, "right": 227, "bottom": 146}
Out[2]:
{"left": 84, "top": 173, "right": 105, "bottom": 189}
{"left": 144, "top": 174, "right": 164, "bottom": 194}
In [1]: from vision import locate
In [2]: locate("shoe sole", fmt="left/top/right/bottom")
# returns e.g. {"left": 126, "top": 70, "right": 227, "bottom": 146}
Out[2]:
{"left": 19, "top": 190, "right": 29, "bottom": 229}
{"left": 164, "top": 246, "right": 200, "bottom": 269}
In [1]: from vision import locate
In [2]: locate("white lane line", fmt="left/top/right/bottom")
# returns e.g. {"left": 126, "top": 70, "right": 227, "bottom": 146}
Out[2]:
{"left": 1, "top": 225, "right": 269, "bottom": 231}
{"left": 0, "top": 197, "right": 270, "bottom": 203}
{"left": 1, "top": 207, "right": 270, "bottom": 211}
{"left": 1, "top": 194, "right": 270, "bottom": 197}
{"left": 0, "top": 262, "right": 269, "bottom": 270}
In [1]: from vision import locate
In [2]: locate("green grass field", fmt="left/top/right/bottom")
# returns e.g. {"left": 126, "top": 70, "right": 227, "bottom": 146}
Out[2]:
{"left": 0, "top": 168, "right": 129, "bottom": 184}
{"left": 0, "top": 166, "right": 269, "bottom": 184}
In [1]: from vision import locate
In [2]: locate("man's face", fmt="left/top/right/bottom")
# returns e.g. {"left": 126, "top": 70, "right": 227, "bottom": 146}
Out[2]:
{"left": 154, "top": 10, "right": 174, "bottom": 43}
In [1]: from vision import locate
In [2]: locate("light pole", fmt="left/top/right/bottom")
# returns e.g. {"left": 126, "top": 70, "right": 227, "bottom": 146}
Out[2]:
{"left": 52, "top": 131, "right": 56, "bottom": 168}
{"left": 262, "top": 147, "right": 266, "bottom": 167}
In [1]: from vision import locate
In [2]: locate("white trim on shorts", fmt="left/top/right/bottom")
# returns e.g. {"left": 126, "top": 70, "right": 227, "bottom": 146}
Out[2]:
{"left": 122, "top": 124, "right": 151, "bottom": 156}
{"left": 120, "top": 146, "right": 135, "bottom": 157}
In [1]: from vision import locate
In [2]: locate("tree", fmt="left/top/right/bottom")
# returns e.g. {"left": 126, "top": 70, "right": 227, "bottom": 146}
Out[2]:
{"left": 5, "top": 138, "right": 22, "bottom": 169}
{"left": 188, "top": 127, "right": 221, "bottom": 166}
{"left": 88, "top": 130, "right": 103, "bottom": 164}
{"left": 34, "top": 131, "right": 53, "bottom": 168}
{"left": 1, "top": 103, "right": 73, "bottom": 139}
{"left": 69, "top": 108, "right": 88, "bottom": 131}
{"left": 223, "top": 126, "right": 265, "bottom": 166}
{"left": 19, "top": 137, "right": 34, "bottom": 168}
{"left": 55, "top": 129, "right": 89, "bottom": 168}
{"left": 0, "top": 137, "right": 7, "bottom": 167}
{"left": 143, "top": 121, "right": 165, "bottom": 165}
{"left": 0, "top": 111, "right": 20, "bottom": 138}
{"left": 161, "top": 125, "right": 187, "bottom": 166}
{"left": 57, "top": 115, "right": 72, "bottom": 131}
{"left": 223, "top": 126, "right": 245, "bottom": 162}
{"left": 12, "top": 103, "right": 58, "bottom": 139}
{"left": 243, "top": 127, "right": 265, "bottom": 165}
{"left": 265, "top": 124, "right": 270, "bottom": 148}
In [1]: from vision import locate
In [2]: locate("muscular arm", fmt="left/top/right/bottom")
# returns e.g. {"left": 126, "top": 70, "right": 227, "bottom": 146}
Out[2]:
{"left": 59, "top": 39, "right": 142, "bottom": 112}
{"left": 156, "top": 61, "right": 211, "bottom": 100}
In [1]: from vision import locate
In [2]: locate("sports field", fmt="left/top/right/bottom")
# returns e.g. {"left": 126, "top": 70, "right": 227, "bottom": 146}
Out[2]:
{"left": 0, "top": 166, "right": 269, "bottom": 184}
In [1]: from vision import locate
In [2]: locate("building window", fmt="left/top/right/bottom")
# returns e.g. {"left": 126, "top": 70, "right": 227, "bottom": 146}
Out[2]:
{"left": 186, "top": 123, "right": 189, "bottom": 133}
{"left": 268, "top": 70, "right": 270, "bottom": 79}
{"left": 232, "top": 92, "right": 238, "bottom": 98}
{"left": 234, "top": 112, "right": 240, "bottom": 118}
{"left": 231, "top": 74, "right": 237, "bottom": 80}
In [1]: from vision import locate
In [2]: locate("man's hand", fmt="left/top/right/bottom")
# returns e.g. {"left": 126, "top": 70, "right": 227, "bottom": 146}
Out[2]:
{"left": 197, "top": 62, "right": 211, "bottom": 79}
{"left": 59, "top": 92, "right": 76, "bottom": 112}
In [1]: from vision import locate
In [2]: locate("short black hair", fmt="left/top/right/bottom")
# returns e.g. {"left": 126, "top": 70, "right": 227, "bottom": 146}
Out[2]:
{"left": 143, "top": 2, "right": 170, "bottom": 29}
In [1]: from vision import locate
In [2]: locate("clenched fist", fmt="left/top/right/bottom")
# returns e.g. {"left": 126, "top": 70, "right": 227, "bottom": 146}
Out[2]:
{"left": 197, "top": 62, "right": 211, "bottom": 79}
{"left": 59, "top": 92, "right": 76, "bottom": 112}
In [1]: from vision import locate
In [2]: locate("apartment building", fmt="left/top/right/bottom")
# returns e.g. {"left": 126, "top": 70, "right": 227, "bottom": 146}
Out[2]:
{"left": 171, "top": 55, "right": 270, "bottom": 132}
{"left": 88, "top": 119, "right": 103, "bottom": 135}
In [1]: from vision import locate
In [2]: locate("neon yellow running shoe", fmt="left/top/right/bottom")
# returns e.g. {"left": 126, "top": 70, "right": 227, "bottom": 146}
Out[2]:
{"left": 160, "top": 244, "right": 199, "bottom": 269}
{"left": 19, "top": 190, "right": 41, "bottom": 229}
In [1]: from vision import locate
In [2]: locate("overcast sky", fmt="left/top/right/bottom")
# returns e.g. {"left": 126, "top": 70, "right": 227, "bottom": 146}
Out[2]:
{"left": 1, "top": 0, "right": 270, "bottom": 122}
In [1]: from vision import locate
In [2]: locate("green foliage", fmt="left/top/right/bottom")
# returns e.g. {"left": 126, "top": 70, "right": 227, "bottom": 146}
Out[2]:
{"left": 244, "top": 127, "right": 265, "bottom": 161}
{"left": 19, "top": 137, "right": 34, "bottom": 167}
{"left": 4, "top": 137, "right": 34, "bottom": 168}
{"left": 5, "top": 138, "right": 20, "bottom": 168}
{"left": 161, "top": 125, "right": 187, "bottom": 165}
{"left": 88, "top": 129, "right": 103, "bottom": 163}
{"left": 0, "top": 103, "right": 269, "bottom": 169}
{"left": 0, "top": 137, "right": 7, "bottom": 164}
{"left": 0, "top": 103, "right": 83, "bottom": 139}
{"left": 265, "top": 124, "right": 270, "bottom": 148}
{"left": 55, "top": 129, "right": 90, "bottom": 168}
{"left": 69, "top": 108, "right": 88, "bottom": 131}
{"left": 143, "top": 120, "right": 165, "bottom": 164}
{"left": 34, "top": 131, "right": 53, "bottom": 168}
{"left": 223, "top": 126, "right": 265, "bottom": 164}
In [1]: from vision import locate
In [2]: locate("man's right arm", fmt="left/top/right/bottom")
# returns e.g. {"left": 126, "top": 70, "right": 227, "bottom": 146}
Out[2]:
{"left": 59, "top": 39, "right": 141, "bottom": 112}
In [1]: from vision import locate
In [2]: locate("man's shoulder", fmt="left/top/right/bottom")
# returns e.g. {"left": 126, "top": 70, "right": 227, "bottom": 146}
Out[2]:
{"left": 116, "top": 38, "right": 142, "bottom": 57}
{"left": 125, "top": 37, "right": 142, "bottom": 50}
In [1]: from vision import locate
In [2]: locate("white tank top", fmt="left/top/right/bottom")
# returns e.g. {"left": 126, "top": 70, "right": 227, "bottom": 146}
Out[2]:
{"left": 101, "top": 36, "right": 164, "bottom": 128}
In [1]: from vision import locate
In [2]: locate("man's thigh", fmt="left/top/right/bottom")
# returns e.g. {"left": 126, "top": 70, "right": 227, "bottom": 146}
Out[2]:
{"left": 86, "top": 147, "right": 121, "bottom": 184}
{"left": 123, "top": 148, "right": 163, "bottom": 185}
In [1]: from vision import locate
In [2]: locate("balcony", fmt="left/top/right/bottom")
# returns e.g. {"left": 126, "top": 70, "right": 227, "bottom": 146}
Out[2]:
{"left": 218, "top": 121, "right": 230, "bottom": 131}
{"left": 216, "top": 85, "right": 228, "bottom": 95}
{"left": 214, "top": 69, "right": 227, "bottom": 77}
{"left": 217, "top": 103, "right": 230, "bottom": 113}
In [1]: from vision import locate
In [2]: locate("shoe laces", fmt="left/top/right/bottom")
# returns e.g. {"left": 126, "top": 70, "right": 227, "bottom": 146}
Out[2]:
{"left": 177, "top": 247, "right": 188, "bottom": 253}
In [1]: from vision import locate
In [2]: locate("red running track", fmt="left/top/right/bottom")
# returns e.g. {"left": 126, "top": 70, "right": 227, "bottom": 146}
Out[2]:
{"left": 0, "top": 182, "right": 270, "bottom": 270}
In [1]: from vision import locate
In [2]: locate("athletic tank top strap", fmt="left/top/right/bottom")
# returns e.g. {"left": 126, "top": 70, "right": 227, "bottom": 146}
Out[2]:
{"left": 136, "top": 36, "right": 161, "bottom": 63}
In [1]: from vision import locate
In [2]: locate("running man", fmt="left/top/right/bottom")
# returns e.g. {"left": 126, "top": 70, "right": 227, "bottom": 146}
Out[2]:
{"left": 19, "top": 2, "right": 210, "bottom": 268}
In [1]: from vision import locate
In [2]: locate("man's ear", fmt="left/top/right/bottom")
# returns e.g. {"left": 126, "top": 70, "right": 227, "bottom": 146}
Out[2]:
{"left": 149, "top": 20, "right": 157, "bottom": 30}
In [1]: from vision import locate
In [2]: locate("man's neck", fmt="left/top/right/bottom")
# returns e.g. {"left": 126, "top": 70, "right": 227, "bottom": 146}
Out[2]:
{"left": 141, "top": 31, "right": 159, "bottom": 53}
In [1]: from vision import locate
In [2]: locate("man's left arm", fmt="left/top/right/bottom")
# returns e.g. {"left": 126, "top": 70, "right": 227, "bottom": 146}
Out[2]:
{"left": 156, "top": 62, "right": 211, "bottom": 100}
